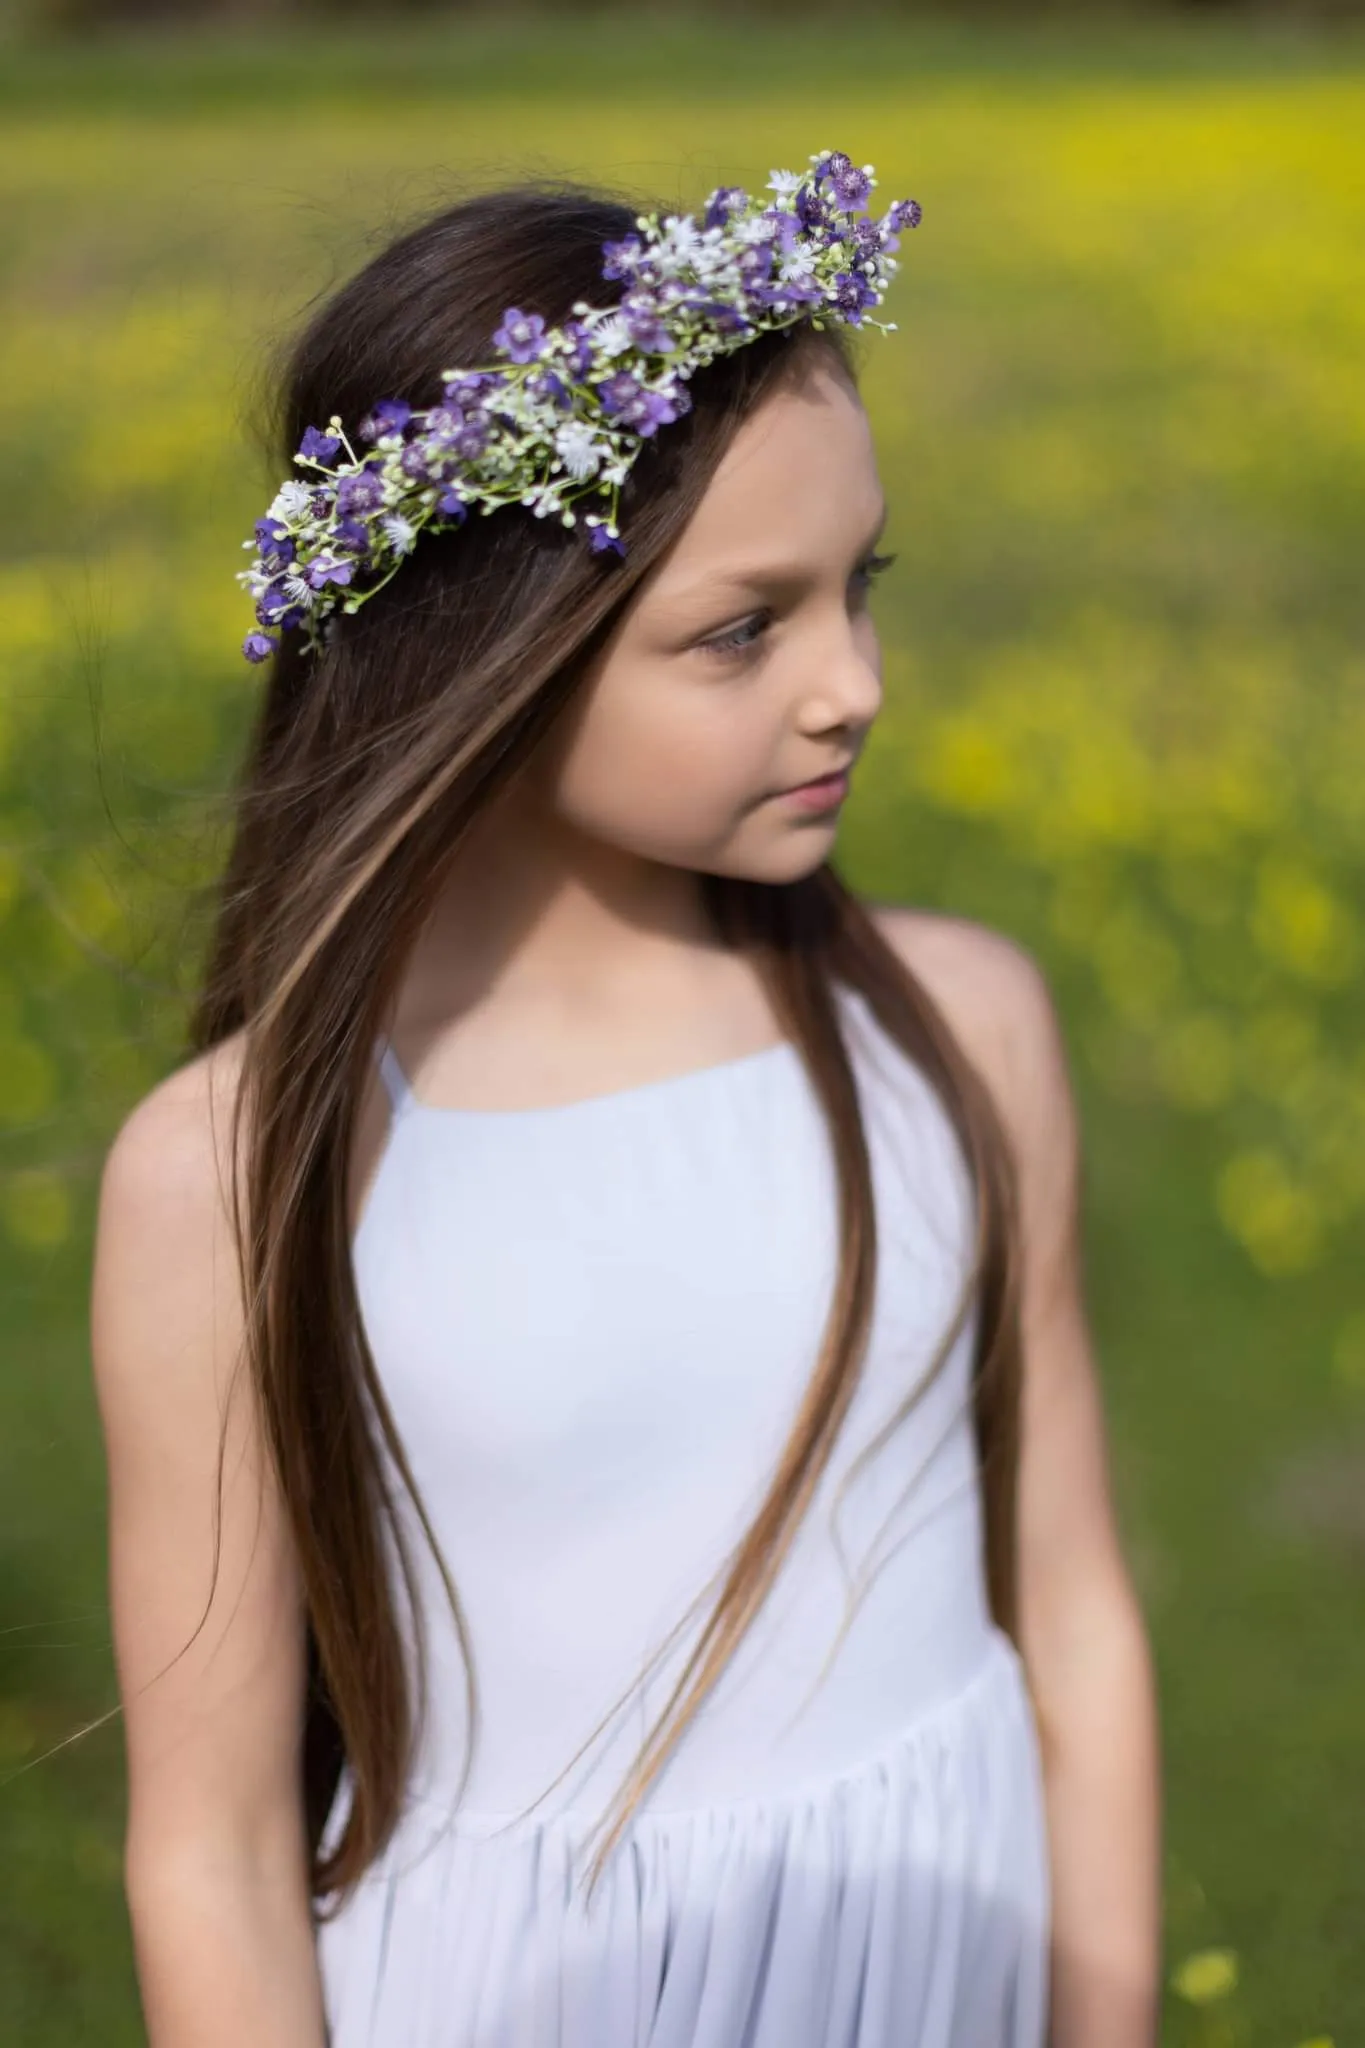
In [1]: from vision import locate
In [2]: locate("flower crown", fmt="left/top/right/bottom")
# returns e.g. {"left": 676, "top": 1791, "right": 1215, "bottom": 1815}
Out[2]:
{"left": 239, "top": 150, "right": 921, "bottom": 663}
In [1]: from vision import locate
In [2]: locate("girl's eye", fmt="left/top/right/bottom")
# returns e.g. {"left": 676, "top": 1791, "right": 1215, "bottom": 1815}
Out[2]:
{"left": 699, "top": 609, "right": 773, "bottom": 661}
{"left": 851, "top": 550, "right": 897, "bottom": 598}
{"left": 696, "top": 553, "right": 895, "bottom": 661}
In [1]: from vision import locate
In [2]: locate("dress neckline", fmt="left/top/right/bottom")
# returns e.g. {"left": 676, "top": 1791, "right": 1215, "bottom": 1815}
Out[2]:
{"left": 377, "top": 1032, "right": 801, "bottom": 1125}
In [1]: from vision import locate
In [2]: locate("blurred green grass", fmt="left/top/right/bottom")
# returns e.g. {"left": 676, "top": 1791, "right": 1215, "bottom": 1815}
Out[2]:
{"left": 1, "top": 18, "right": 1363, "bottom": 2045}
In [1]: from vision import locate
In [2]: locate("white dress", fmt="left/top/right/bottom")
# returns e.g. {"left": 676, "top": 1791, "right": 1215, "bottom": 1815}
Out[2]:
{"left": 316, "top": 982, "right": 1051, "bottom": 2047}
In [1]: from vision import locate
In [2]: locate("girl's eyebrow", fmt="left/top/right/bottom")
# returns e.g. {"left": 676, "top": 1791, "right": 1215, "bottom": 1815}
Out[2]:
{"left": 661, "top": 499, "right": 891, "bottom": 608}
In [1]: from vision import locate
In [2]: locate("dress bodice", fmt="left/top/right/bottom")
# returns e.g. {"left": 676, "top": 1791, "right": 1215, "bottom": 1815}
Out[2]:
{"left": 350, "top": 980, "right": 995, "bottom": 1828}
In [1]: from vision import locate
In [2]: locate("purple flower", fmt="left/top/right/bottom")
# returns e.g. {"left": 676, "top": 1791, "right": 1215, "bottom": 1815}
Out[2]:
{"left": 703, "top": 186, "right": 748, "bottom": 230}
{"left": 336, "top": 471, "right": 385, "bottom": 517}
{"left": 243, "top": 630, "right": 278, "bottom": 663}
{"left": 254, "top": 516, "right": 296, "bottom": 567}
{"left": 441, "top": 372, "right": 496, "bottom": 407}
{"left": 754, "top": 277, "right": 823, "bottom": 313}
{"left": 589, "top": 524, "right": 626, "bottom": 557}
{"left": 297, "top": 424, "right": 342, "bottom": 464}
{"left": 794, "top": 183, "right": 830, "bottom": 233}
{"left": 451, "top": 415, "right": 491, "bottom": 460}
{"left": 831, "top": 270, "right": 878, "bottom": 321}
{"left": 333, "top": 517, "right": 372, "bottom": 555}
{"left": 601, "top": 235, "right": 644, "bottom": 282}
{"left": 597, "top": 371, "right": 641, "bottom": 415}
{"left": 492, "top": 307, "right": 548, "bottom": 364}
{"left": 761, "top": 208, "right": 802, "bottom": 257}
{"left": 421, "top": 407, "right": 488, "bottom": 463}
{"left": 401, "top": 440, "right": 440, "bottom": 482}
{"left": 304, "top": 555, "right": 354, "bottom": 591}
{"left": 691, "top": 298, "right": 751, "bottom": 337}
{"left": 358, "top": 398, "right": 413, "bottom": 443}
{"left": 598, "top": 372, "right": 684, "bottom": 437}
{"left": 255, "top": 582, "right": 306, "bottom": 629}
{"left": 815, "top": 151, "right": 872, "bottom": 213}
{"left": 623, "top": 298, "right": 675, "bottom": 355}
{"left": 886, "top": 198, "right": 923, "bottom": 231}
{"left": 527, "top": 369, "right": 572, "bottom": 410}
{"left": 561, "top": 321, "right": 595, "bottom": 379}
{"left": 736, "top": 241, "right": 777, "bottom": 287}
{"left": 435, "top": 487, "right": 468, "bottom": 521}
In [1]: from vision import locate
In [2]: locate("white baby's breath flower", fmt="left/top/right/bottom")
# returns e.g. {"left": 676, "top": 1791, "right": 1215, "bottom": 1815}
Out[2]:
{"left": 781, "top": 247, "right": 820, "bottom": 283}
{"left": 658, "top": 216, "right": 704, "bottom": 260}
{"left": 381, "top": 514, "right": 417, "bottom": 555}
{"left": 592, "top": 312, "right": 633, "bottom": 358}
{"left": 269, "top": 481, "right": 314, "bottom": 523}
{"left": 554, "top": 420, "right": 602, "bottom": 482}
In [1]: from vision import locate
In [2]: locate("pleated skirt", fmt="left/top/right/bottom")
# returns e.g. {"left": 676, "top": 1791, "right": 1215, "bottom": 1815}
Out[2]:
{"left": 316, "top": 1626, "right": 1051, "bottom": 2048}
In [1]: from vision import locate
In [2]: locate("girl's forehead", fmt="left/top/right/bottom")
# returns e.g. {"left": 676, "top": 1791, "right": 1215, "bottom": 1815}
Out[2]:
{"left": 652, "top": 371, "right": 882, "bottom": 591}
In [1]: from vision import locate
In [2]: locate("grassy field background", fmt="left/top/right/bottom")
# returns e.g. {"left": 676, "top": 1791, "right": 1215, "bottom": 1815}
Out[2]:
{"left": 1, "top": 16, "right": 1363, "bottom": 2044}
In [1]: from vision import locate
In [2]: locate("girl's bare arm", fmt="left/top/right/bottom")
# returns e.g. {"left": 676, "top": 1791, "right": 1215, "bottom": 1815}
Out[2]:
{"left": 977, "top": 935, "right": 1161, "bottom": 2047}
{"left": 878, "top": 907, "right": 1163, "bottom": 2048}
{"left": 90, "top": 1043, "right": 330, "bottom": 2048}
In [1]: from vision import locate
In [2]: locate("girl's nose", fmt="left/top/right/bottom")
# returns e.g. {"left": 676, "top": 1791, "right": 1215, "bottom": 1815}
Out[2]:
{"left": 818, "top": 615, "right": 883, "bottom": 732}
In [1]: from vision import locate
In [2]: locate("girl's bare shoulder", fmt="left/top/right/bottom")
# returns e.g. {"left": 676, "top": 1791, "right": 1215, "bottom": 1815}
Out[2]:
{"left": 864, "top": 903, "right": 1077, "bottom": 1168}
{"left": 91, "top": 1033, "right": 253, "bottom": 1400}
{"left": 98, "top": 1032, "right": 250, "bottom": 1236}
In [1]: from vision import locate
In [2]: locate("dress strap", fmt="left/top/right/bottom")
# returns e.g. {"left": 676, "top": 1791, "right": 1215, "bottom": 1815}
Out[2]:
{"left": 373, "top": 1035, "right": 414, "bottom": 1117}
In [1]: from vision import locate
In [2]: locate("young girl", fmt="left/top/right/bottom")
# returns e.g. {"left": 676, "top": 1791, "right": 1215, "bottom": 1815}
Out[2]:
{"left": 90, "top": 156, "right": 1161, "bottom": 2047}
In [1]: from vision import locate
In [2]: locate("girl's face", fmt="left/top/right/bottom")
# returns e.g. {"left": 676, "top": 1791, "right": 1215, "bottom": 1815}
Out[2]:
{"left": 534, "top": 356, "right": 889, "bottom": 887}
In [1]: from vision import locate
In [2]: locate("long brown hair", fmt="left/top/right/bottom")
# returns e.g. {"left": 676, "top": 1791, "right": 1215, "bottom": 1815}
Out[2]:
{"left": 187, "top": 177, "right": 1024, "bottom": 1911}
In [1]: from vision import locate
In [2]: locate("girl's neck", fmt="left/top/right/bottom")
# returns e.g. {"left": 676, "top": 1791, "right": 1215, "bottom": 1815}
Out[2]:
{"left": 413, "top": 799, "right": 727, "bottom": 1018}
{"left": 389, "top": 939, "right": 784, "bottom": 1122}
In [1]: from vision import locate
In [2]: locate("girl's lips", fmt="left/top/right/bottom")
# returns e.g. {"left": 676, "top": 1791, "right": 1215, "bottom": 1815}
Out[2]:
{"left": 778, "top": 769, "right": 851, "bottom": 812}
